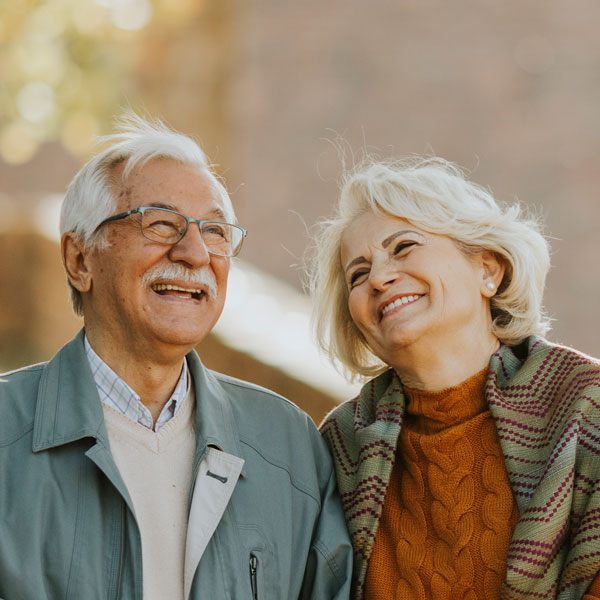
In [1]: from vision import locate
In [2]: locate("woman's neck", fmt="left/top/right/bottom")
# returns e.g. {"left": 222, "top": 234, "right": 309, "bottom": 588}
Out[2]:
{"left": 389, "top": 333, "right": 500, "bottom": 392}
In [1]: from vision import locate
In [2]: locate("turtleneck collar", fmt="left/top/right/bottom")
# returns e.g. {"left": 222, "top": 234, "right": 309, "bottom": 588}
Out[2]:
{"left": 401, "top": 367, "right": 488, "bottom": 434}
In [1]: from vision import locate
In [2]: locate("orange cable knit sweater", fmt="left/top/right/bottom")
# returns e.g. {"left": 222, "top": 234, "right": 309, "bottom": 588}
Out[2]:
{"left": 364, "top": 368, "right": 520, "bottom": 600}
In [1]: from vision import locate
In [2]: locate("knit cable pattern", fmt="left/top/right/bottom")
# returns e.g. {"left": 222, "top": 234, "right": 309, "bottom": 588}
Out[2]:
{"left": 320, "top": 337, "right": 600, "bottom": 599}
{"left": 480, "top": 418, "right": 520, "bottom": 599}
{"left": 365, "top": 370, "right": 519, "bottom": 599}
{"left": 424, "top": 431, "right": 476, "bottom": 598}
{"left": 395, "top": 436, "right": 427, "bottom": 598}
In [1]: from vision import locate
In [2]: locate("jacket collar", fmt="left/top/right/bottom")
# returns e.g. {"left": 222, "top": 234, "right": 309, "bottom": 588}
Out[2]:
{"left": 185, "top": 350, "right": 243, "bottom": 460}
{"left": 32, "top": 330, "right": 243, "bottom": 461}
{"left": 33, "top": 330, "right": 108, "bottom": 452}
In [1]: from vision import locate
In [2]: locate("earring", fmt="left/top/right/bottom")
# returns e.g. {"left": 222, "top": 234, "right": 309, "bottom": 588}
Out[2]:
{"left": 486, "top": 282, "right": 496, "bottom": 291}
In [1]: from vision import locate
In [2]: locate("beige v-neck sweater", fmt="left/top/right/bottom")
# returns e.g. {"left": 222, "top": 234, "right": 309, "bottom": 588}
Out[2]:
{"left": 102, "top": 384, "right": 196, "bottom": 600}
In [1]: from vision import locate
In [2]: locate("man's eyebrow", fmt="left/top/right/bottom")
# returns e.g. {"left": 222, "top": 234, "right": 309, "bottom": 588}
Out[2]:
{"left": 148, "top": 202, "right": 176, "bottom": 210}
{"left": 147, "top": 203, "right": 227, "bottom": 219}
{"left": 381, "top": 229, "right": 424, "bottom": 248}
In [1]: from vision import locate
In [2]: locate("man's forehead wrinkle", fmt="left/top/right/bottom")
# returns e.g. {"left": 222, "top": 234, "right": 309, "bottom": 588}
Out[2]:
{"left": 108, "top": 159, "right": 230, "bottom": 220}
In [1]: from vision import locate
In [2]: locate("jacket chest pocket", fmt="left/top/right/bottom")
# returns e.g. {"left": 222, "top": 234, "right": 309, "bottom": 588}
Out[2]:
{"left": 189, "top": 520, "right": 280, "bottom": 599}
{"left": 199, "top": 523, "right": 279, "bottom": 599}
{"left": 240, "top": 526, "right": 278, "bottom": 600}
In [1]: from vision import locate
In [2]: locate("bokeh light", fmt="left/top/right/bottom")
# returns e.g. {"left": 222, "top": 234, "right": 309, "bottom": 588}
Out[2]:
{"left": 61, "top": 112, "right": 101, "bottom": 156}
{"left": 0, "top": 121, "right": 40, "bottom": 165}
{"left": 109, "top": 0, "right": 153, "bottom": 31}
{"left": 16, "top": 82, "right": 56, "bottom": 123}
{"left": 0, "top": 0, "right": 168, "bottom": 164}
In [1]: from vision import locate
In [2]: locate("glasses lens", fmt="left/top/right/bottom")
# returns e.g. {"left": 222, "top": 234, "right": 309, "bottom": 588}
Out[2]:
{"left": 200, "top": 222, "right": 244, "bottom": 257}
{"left": 141, "top": 209, "right": 186, "bottom": 243}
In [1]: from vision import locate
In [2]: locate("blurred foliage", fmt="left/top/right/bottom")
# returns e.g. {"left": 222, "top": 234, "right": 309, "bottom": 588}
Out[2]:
{"left": 0, "top": 0, "right": 208, "bottom": 164}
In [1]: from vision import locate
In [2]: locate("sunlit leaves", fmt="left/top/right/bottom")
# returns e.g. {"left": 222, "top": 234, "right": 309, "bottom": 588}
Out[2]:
{"left": 0, "top": 0, "right": 205, "bottom": 163}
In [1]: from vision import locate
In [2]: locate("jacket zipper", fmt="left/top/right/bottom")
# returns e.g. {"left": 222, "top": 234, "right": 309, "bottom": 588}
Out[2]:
{"left": 115, "top": 502, "right": 126, "bottom": 599}
{"left": 249, "top": 553, "right": 258, "bottom": 600}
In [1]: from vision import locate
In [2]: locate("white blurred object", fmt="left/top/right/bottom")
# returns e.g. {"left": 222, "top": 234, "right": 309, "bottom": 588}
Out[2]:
{"left": 215, "top": 260, "right": 360, "bottom": 402}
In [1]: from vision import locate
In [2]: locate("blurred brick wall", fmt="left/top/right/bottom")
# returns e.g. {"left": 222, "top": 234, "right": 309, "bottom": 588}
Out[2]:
{"left": 223, "top": 0, "right": 600, "bottom": 358}
{"left": 1, "top": 0, "right": 598, "bottom": 400}
{"left": 0, "top": 231, "right": 81, "bottom": 370}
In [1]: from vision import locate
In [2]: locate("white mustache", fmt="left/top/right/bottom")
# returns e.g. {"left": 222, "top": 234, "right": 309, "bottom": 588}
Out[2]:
{"left": 141, "top": 263, "right": 218, "bottom": 300}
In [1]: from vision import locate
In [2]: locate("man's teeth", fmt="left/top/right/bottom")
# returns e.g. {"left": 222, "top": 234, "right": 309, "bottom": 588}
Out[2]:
{"left": 382, "top": 295, "right": 421, "bottom": 315}
{"left": 152, "top": 283, "right": 203, "bottom": 295}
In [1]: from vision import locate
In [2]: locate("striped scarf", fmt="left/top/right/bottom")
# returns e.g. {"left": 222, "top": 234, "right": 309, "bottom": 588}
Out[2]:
{"left": 320, "top": 337, "right": 600, "bottom": 599}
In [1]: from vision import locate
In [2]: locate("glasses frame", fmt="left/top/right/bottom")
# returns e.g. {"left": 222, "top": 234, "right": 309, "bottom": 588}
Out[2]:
{"left": 96, "top": 206, "right": 247, "bottom": 257}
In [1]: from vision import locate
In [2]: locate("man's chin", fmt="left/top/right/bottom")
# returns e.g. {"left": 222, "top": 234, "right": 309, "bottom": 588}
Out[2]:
{"left": 149, "top": 319, "right": 216, "bottom": 349}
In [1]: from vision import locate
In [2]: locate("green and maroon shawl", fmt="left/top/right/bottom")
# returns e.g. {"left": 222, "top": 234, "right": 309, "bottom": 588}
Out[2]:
{"left": 320, "top": 337, "right": 600, "bottom": 599}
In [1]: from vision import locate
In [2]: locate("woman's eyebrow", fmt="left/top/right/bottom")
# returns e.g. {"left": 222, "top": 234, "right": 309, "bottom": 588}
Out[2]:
{"left": 344, "top": 256, "right": 367, "bottom": 274}
{"left": 381, "top": 230, "right": 424, "bottom": 248}
{"left": 344, "top": 230, "right": 425, "bottom": 274}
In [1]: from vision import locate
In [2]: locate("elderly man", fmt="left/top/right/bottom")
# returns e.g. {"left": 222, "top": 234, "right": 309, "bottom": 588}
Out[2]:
{"left": 0, "top": 114, "right": 352, "bottom": 599}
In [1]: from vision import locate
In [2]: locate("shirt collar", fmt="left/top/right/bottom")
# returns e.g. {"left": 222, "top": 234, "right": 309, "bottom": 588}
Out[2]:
{"left": 84, "top": 334, "right": 188, "bottom": 431}
{"left": 32, "top": 330, "right": 243, "bottom": 463}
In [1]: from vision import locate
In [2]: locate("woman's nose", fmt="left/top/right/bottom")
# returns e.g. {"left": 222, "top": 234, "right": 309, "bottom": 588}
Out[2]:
{"left": 368, "top": 259, "right": 400, "bottom": 291}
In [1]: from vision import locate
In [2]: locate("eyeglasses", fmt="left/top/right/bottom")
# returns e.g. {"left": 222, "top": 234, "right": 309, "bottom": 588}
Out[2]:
{"left": 96, "top": 206, "right": 247, "bottom": 257}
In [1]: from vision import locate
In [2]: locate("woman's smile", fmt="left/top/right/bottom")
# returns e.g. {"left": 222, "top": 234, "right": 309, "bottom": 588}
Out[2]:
{"left": 379, "top": 293, "right": 425, "bottom": 320}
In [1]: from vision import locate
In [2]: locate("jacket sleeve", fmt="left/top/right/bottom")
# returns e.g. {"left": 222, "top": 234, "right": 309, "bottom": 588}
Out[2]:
{"left": 299, "top": 458, "right": 353, "bottom": 599}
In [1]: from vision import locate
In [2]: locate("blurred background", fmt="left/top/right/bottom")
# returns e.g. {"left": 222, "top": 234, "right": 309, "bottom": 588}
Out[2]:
{"left": 1, "top": 0, "right": 599, "bottom": 423}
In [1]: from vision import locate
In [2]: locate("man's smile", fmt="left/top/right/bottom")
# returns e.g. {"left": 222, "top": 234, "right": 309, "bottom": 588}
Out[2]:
{"left": 151, "top": 282, "right": 208, "bottom": 301}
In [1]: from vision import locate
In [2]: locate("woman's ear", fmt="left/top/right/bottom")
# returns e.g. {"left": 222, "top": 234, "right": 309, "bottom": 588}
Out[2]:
{"left": 61, "top": 233, "right": 93, "bottom": 294}
{"left": 480, "top": 251, "right": 505, "bottom": 297}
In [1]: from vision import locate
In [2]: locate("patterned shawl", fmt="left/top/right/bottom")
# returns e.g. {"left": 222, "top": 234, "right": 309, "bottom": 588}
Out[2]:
{"left": 320, "top": 337, "right": 600, "bottom": 599}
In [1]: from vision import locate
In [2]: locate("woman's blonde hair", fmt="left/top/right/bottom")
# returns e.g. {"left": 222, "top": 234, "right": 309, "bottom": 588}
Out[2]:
{"left": 306, "top": 156, "right": 551, "bottom": 380}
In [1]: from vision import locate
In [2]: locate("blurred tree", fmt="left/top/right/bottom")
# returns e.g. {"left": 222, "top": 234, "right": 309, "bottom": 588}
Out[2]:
{"left": 0, "top": 0, "right": 212, "bottom": 165}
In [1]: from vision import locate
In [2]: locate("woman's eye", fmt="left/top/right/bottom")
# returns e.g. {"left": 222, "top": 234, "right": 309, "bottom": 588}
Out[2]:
{"left": 393, "top": 241, "right": 417, "bottom": 255}
{"left": 349, "top": 270, "right": 368, "bottom": 287}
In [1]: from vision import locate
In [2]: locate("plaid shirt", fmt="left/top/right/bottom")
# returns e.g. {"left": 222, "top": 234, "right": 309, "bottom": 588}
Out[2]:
{"left": 84, "top": 335, "right": 188, "bottom": 431}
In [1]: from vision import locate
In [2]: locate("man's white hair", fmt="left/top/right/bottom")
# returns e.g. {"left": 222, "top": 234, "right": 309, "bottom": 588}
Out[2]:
{"left": 60, "top": 111, "right": 235, "bottom": 315}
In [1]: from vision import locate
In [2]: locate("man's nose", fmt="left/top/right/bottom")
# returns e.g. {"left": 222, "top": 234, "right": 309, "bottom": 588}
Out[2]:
{"left": 168, "top": 224, "right": 211, "bottom": 267}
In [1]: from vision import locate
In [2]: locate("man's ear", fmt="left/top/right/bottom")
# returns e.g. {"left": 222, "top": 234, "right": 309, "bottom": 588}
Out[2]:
{"left": 480, "top": 251, "right": 505, "bottom": 297}
{"left": 61, "top": 233, "right": 93, "bottom": 294}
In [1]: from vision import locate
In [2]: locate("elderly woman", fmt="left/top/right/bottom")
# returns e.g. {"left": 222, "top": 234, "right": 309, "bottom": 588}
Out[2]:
{"left": 307, "top": 157, "right": 600, "bottom": 599}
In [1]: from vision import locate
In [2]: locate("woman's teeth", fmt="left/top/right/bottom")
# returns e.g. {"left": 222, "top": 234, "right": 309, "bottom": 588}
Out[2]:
{"left": 381, "top": 295, "right": 421, "bottom": 316}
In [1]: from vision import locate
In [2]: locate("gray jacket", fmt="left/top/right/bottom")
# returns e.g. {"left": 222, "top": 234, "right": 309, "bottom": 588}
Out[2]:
{"left": 0, "top": 331, "right": 352, "bottom": 599}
